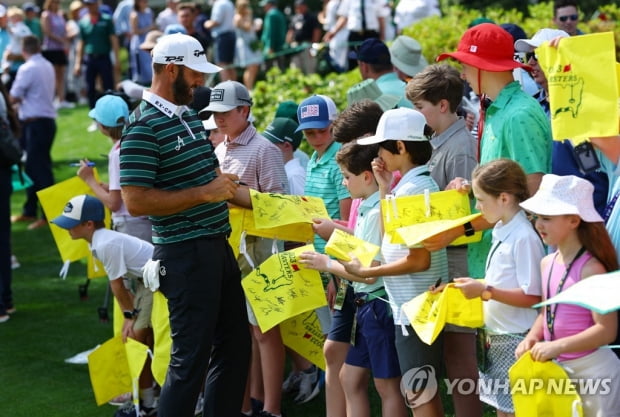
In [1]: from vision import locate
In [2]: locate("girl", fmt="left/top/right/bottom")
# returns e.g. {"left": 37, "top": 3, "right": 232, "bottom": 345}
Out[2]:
{"left": 516, "top": 174, "right": 620, "bottom": 417}
{"left": 41, "top": 0, "right": 71, "bottom": 108}
{"left": 454, "top": 158, "right": 544, "bottom": 417}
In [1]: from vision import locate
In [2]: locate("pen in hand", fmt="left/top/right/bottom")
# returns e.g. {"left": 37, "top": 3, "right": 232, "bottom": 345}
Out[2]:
{"left": 234, "top": 180, "right": 247, "bottom": 186}
{"left": 69, "top": 162, "right": 96, "bottom": 167}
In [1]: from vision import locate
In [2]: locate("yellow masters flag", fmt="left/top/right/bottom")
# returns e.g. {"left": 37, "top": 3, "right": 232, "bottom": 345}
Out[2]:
{"left": 87, "top": 336, "right": 149, "bottom": 406}
{"left": 509, "top": 352, "right": 583, "bottom": 417}
{"left": 242, "top": 245, "right": 327, "bottom": 332}
{"left": 325, "top": 228, "right": 380, "bottom": 267}
{"left": 537, "top": 32, "right": 619, "bottom": 142}
{"left": 381, "top": 189, "right": 481, "bottom": 245}
{"left": 280, "top": 310, "right": 327, "bottom": 370}
{"left": 403, "top": 284, "right": 483, "bottom": 344}
{"left": 397, "top": 213, "right": 482, "bottom": 248}
{"left": 151, "top": 291, "right": 171, "bottom": 387}
{"left": 250, "top": 190, "right": 329, "bottom": 229}
{"left": 38, "top": 174, "right": 111, "bottom": 278}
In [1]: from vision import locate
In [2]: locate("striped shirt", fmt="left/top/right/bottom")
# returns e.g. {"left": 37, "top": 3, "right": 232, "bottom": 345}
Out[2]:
{"left": 214, "top": 123, "right": 288, "bottom": 193}
{"left": 304, "top": 141, "right": 350, "bottom": 253}
{"left": 381, "top": 165, "right": 449, "bottom": 325}
{"left": 119, "top": 91, "right": 230, "bottom": 244}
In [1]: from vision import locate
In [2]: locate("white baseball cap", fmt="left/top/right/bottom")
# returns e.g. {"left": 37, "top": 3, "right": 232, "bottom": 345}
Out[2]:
{"left": 152, "top": 33, "right": 221, "bottom": 73}
{"left": 202, "top": 81, "right": 253, "bottom": 112}
{"left": 357, "top": 108, "right": 428, "bottom": 145}
{"left": 520, "top": 174, "right": 603, "bottom": 222}
{"left": 514, "top": 28, "right": 569, "bottom": 52}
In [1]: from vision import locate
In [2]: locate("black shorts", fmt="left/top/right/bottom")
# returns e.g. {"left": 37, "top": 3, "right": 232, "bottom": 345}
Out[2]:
{"left": 214, "top": 31, "right": 236, "bottom": 64}
{"left": 42, "top": 49, "right": 68, "bottom": 66}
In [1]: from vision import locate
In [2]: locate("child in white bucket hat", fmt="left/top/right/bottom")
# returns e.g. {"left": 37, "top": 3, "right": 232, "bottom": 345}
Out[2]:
{"left": 516, "top": 173, "right": 620, "bottom": 417}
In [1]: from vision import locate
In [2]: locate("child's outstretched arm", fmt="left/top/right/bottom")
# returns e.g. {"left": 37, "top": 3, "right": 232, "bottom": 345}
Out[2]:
{"left": 299, "top": 251, "right": 380, "bottom": 284}
{"left": 341, "top": 247, "right": 430, "bottom": 278}
{"left": 77, "top": 160, "right": 123, "bottom": 212}
{"left": 453, "top": 277, "right": 541, "bottom": 308}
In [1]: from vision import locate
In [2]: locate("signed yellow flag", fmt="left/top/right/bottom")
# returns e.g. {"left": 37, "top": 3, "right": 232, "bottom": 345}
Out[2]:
{"left": 509, "top": 352, "right": 583, "bottom": 417}
{"left": 537, "top": 32, "right": 618, "bottom": 142}
{"left": 397, "top": 213, "right": 482, "bottom": 248}
{"left": 403, "top": 284, "right": 483, "bottom": 344}
{"left": 87, "top": 336, "right": 149, "bottom": 406}
{"left": 151, "top": 291, "right": 172, "bottom": 387}
{"left": 250, "top": 190, "right": 329, "bottom": 229}
{"left": 280, "top": 309, "right": 327, "bottom": 370}
{"left": 242, "top": 245, "right": 327, "bottom": 332}
{"left": 38, "top": 174, "right": 111, "bottom": 278}
{"left": 325, "top": 228, "right": 380, "bottom": 267}
{"left": 381, "top": 190, "right": 481, "bottom": 245}
{"left": 229, "top": 208, "right": 314, "bottom": 258}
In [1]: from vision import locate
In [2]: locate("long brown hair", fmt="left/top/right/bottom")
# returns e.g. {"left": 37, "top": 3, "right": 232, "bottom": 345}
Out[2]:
{"left": 472, "top": 158, "right": 529, "bottom": 202}
{"left": 578, "top": 221, "right": 619, "bottom": 272}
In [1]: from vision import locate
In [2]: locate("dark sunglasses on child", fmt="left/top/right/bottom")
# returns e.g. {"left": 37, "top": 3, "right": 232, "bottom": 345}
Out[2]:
{"left": 558, "top": 14, "right": 578, "bottom": 22}
{"left": 525, "top": 52, "right": 537, "bottom": 62}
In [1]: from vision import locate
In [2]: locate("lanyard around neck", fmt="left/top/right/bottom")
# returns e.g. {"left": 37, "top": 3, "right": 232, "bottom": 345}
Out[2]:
{"left": 545, "top": 246, "right": 586, "bottom": 338}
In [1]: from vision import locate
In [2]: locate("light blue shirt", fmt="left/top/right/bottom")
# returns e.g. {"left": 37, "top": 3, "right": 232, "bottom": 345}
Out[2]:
{"left": 112, "top": 0, "right": 134, "bottom": 35}
{"left": 376, "top": 71, "right": 413, "bottom": 109}
{"left": 210, "top": 0, "right": 235, "bottom": 37}
{"left": 598, "top": 150, "right": 620, "bottom": 260}
{"left": 10, "top": 53, "right": 56, "bottom": 120}
{"left": 352, "top": 191, "right": 384, "bottom": 294}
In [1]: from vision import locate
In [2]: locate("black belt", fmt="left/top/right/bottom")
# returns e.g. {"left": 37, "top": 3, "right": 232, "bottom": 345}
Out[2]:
{"left": 22, "top": 117, "right": 52, "bottom": 123}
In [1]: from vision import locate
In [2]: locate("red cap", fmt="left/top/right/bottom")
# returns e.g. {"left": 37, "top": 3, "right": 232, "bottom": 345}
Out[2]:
{"left": 437, "top": 23, "right": 530, "bottom": 72}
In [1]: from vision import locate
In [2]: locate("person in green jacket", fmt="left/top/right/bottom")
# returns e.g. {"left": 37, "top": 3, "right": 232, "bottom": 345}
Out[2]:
{"left": 259, "top": 0, "right": 286, "bottom": 56}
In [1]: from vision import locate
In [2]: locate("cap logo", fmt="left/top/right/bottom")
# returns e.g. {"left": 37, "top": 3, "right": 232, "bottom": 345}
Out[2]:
{"left": 164, "top": 55, "right": 184, "bottom": 62}
{"left": 300, "top": 104, "right": 320, "bottom": 119}
{"left": 211, "top": 88, "right": 225, "bottom": 102}
{"left": 63, "top": 202, "right": 74, "bottom": 213}
{"left": 193, "top": 49, "right": 205, "bottom": 57}
{"left": 469, "top": 45, "right": 478, "bottom": 53}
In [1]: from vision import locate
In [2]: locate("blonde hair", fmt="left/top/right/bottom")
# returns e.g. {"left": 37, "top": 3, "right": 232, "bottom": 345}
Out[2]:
{"left": 7, "top": 7, "right": 25, "bottom": 19}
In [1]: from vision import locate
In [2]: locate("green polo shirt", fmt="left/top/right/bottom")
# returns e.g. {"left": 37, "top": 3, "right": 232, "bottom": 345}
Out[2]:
{"left": 261, "top": 7, "right": 287, "bottom": 53}
{"left": 468, "top": 81, "right": 552, "bottom": 278}
{"left": 79, "top": 13, "right": 115, "bottom": 55}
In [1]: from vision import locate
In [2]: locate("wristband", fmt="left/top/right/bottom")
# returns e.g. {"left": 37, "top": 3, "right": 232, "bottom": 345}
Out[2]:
{"left": 463, "top": 221, "right": 475, "bottom": 237}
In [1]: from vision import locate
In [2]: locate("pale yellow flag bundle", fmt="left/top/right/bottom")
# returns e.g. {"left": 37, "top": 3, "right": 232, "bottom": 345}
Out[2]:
{"left": 87, "top": 336, "right": 149, "bottom": 406}
{"left": 280, "top": 310, "right": 327, "bottom": 370}
{"left": 509, "top": 352, "right": 583, "bottom": 417}
{"left": 402, "top": 284, "right": 483, "bottom": 345}
{"left": 381, "top": 190, "right": 481, "bottom": 245}
{"left": 242, "top": 245, "right": 327, "bottom": 332}
{"left": 250, "top": 190, "right": 329, "bottom": 228}
{"left": 537, "top": 32, "right": 619, "bottom": 142}
{"left": 37, "top": 174, "right": 109, "bottom": 278}
{"left": 325, "top": 228, "right": 380, "bottom": 267}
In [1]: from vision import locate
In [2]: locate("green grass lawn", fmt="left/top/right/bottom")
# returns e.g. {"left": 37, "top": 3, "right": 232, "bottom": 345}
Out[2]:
{"left": 0, "top": 105, "right": 491, "bottom": 416}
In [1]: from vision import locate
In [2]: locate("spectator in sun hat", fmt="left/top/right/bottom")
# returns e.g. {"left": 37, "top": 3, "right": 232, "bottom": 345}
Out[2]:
{"left": 429, "top": 22, "right": 552, "bottom": 283}
{"left": 204, "top": 79, "right": 289, "bottom": 417}
{"left": 389, "top": 35, "right": 428, "bottom": 82}
{"left": 350, "top": 38, "right": 412, "bottom": 108}
{"left": 120, "top": 32, "right": 251, "bottom": 417}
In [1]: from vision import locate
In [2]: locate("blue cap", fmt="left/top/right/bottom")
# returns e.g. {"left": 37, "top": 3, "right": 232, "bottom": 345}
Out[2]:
{"left": 164, "top": 23, "right": 187, "bottom": 35}
{"left": 296, "top": 95, "right": 338, "bottom": 132}
{"left": 51, "top": 195, "right": 105, "bottom": 229}
{"left": 88, "top": 95, "right": 129, "bottom": 127}
{"left": 348, "top": 38, "right": 391, "bottom": 65}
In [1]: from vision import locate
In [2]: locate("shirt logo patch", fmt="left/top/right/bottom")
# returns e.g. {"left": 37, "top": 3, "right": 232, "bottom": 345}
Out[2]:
{"left": 469, "top": 45, "right": 478, "bottom": 53}
{"left": 300, "top": 104, "right": 319, "bottom": 119}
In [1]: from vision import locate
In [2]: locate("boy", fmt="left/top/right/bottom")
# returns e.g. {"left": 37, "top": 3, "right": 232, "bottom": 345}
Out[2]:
{"left": 51, "top": 195, "right": 156, "bottom": 417}
{"left": 263, "top": 117, "right": 305, "bottom": 196}
{"left": 300, "top": 142, "right": 407, "bottom": 417}
{"left": 406, "top": 63, "right": 481, "bottom": 417}
{"left": 346, "top": 108, "right": 449, "bottom": 417}
{"left": 296, "top": 94, "right": 351, "bottom": 415}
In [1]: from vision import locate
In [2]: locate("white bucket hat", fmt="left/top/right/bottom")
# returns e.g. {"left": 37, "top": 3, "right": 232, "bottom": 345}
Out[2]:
{"left": 389, "top": 35, "right": 428, "bottom": 77}
{"left": 514, "top": 28, "right": 569, "bottom": 52}
{"left": 152, "top": 33, "right": 221, "bottom": 73}
{"left": 357, "top": 108, "right": 427, "bottom": 145}
{"left": 520, "top": 174, "right": 603, "bottom": 222}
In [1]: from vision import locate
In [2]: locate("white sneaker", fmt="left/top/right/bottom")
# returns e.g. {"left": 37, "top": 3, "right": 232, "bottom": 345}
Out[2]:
{"left": 293, "top": 365, "right": 321, "bottom": 404}
{"left": 11, "top": 255, "right": 20, "bottom": 269}
{"left": 108, "top": 392, "right": 132, "bottom": 406}
{"left": 87, "top": 121, "right": 98, "bottom": 133}
{"left": 58, "top": 101, "right": 76, "bottom": 109}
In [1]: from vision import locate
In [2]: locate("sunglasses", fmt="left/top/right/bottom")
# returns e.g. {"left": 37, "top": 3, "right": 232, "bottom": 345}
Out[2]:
{"left": 558, "top": 14, "right": 578, "bottom": 22}
{"left": 525, "top": 52, "right": 537, "bottom": 62}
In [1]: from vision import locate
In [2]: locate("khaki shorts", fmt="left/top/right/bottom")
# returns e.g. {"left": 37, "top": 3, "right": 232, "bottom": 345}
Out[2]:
{"left": 131, "top": 280, "right": 153, "bottom": 330}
